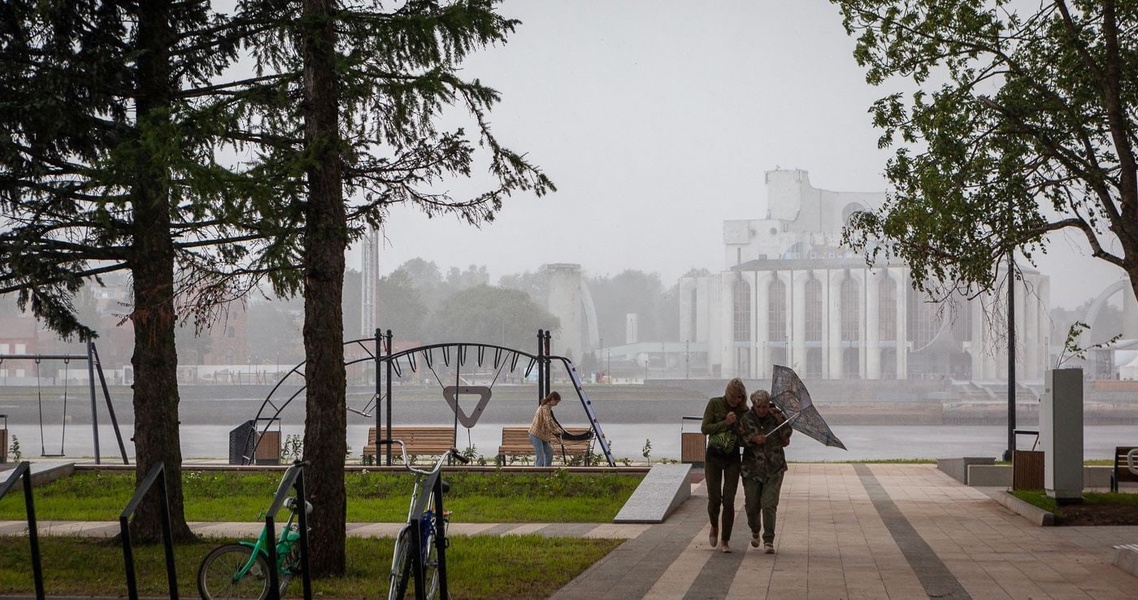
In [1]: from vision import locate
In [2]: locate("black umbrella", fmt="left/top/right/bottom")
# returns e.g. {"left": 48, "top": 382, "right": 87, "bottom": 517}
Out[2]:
{"left": 769, "top": 365, "right": 847, "bottom": 450}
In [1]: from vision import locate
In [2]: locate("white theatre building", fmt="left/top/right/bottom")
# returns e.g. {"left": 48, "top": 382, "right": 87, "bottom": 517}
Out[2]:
{"left": 678, "top": 169, "right": 1051, "bottom": 382}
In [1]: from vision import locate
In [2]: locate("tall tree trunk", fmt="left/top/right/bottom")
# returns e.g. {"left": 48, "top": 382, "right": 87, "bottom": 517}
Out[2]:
{"left": 129, "top": 0, "right": 194, "bottom": 543}
{"left": 301, "top": 0, "right": 348, "bottom": 577}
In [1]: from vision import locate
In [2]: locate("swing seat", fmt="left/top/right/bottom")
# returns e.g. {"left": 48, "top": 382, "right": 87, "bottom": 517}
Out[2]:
{"left": 561, "top": 430, "right": 594, "bottom": 442}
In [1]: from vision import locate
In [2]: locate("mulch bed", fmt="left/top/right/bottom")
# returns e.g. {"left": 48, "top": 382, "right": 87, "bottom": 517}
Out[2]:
{"left": 1054, "top": 503, "right": 1138, "bottom": 526}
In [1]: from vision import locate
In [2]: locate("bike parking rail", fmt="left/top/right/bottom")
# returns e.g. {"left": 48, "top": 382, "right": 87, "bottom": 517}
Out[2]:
{"left": 264, "top": 461, "right": 311, "bottom": 600}
{"left": 0, "top": 462, "right": 44, "bottom": 599}
{"left": 119, "top": 461, "right": 177, "bottom": 600}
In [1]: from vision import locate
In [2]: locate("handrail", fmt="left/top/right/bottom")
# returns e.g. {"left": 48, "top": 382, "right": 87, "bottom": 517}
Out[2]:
{"left": 119, "top": 462, "right": 177, "bottom": 600}
{"left": 0, "top": 463, "right": 44, "bottom": 599}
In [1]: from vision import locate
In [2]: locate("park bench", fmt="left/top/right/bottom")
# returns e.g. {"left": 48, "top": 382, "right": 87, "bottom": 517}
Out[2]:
{"left": 362, "top": 426, "right": 456, "bottom": 464}
{"left": 1110, "top": 445, "right": 1138, "bottom": 492}
{"left": 497, "top": 426, "right": 594, "bottom": 466}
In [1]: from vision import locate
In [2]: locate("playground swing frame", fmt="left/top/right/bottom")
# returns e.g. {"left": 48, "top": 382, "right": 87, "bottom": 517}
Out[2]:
{"left": 242, "top": 329, "right": 616, "bottom": 468}
{"left": 0, "top": 341, "right": 129, "bottom": 465}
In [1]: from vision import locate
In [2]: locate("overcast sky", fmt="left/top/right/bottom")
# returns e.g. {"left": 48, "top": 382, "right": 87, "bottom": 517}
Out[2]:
{"left": 366, "top": 0, "right": 1125, "bottom": 311}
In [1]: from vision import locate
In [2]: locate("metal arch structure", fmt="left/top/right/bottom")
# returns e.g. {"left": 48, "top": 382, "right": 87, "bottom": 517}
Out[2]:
{"left": 0, "top": 341, "right": 128, "bottom": 465}
{"left": 242, "top": 330, "right": 615, "bottom": 467}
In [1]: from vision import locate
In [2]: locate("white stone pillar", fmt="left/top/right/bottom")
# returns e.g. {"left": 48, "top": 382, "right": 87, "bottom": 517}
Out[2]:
{"left": 755, "top": 271, "right": 772, "bottom": 378}
{"left": 792, "top": 269, "right": 807, "bottom": 373}
{"left": 720, "top": 275, "right": 737, "bottom": 378}
{"left": 895, "top": 268, "right": 908, "bottom": 379}
{"left": 866, "top": 268, "right": 881, "bottom": 379}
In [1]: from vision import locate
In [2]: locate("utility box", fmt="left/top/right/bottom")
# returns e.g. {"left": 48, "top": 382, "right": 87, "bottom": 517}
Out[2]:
{"left": 1042, "top": 368, "right": 1084, "bottom": 503}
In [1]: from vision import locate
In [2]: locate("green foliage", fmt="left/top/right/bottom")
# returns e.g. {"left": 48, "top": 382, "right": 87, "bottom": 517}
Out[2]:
{"left": 7, "top": 436, "right": 20, "bottom": 462}
{"left": 281, "top": 434, "right": 304, "bottom": 463}
{"left": 641, "top": 438, "right": 652, "bottom": 464}
{"left": 834, "top": 1, "right": 1138, "bottom": 299}
{"left": 1056, "top": 321, "right": 1121, "bottom": 368}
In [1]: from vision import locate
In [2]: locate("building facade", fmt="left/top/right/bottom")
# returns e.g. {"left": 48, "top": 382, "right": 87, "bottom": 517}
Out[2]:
{"left": 679, "top": 169, "right": 1051, "bottom": 382}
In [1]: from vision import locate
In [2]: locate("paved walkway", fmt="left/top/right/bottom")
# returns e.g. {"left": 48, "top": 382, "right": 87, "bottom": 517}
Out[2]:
{"left": 552, "top": 463, "right": 1138, "bottom": 600}
{"left": 3, "top": 463, "right": 1137, "bottom": 599}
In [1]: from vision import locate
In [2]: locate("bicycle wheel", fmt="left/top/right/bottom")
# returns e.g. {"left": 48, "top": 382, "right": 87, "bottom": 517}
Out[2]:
{"left": 422, "top": 528, "right": 440, "bottom": 600}
{"left": 388, "top": 525, "right": 413, "bottom": 600}
{"left": 198, "top": 544, "right": 270, "bottom": 600}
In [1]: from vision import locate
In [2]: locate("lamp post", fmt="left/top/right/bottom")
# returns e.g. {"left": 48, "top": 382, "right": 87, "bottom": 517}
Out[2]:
{"left": 685, "top": 340, "right": 690, "bottom": 379}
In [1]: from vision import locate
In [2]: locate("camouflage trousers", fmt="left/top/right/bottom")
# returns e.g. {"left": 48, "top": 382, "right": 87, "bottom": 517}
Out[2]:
{"left": 743, "top": 470, "right": 785, "bottom": 544}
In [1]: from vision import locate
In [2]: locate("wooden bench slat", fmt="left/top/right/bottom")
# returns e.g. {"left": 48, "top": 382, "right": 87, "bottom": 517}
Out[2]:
{"left": 497, "top": 426, "right": 593, "bottom": 465}
{"left": 362, "top": 426, "right": 456, "bottom": 461}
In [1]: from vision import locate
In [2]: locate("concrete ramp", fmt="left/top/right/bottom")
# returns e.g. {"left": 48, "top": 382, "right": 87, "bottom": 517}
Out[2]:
{"left": 613, "top": 463, "right": 691, "bottom": 524}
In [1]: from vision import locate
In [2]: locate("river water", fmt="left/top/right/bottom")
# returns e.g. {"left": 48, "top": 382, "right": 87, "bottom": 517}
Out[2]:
{"left": 2, "top": 389, "right": 1136, "bottom": 463}
{"left": 6, "top": 422, "right": 1136, "bottom": 464}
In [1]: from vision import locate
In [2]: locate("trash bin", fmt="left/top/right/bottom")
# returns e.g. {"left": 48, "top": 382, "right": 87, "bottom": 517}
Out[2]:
{"left": 255, "top": 430, "right": 281, "bottom": 465}
{"left": 680, "top": 416, "right": 705, "bottom": 467}
{"left": 229, "top": 420, "right": 257, "bottom": 465}
{"left": 1013, "top": 450, "right": 1044, "bottom": 490}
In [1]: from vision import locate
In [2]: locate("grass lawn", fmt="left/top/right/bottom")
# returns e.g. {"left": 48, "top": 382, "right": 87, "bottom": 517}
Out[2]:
{"left": 0, "top": 469, "right": 643, "bottom": 522}
{"left": 0, "top": 535, "right": 621, "bottom": 598}
{"left": 0, "top": 468, "right": 642, "bottom": 598}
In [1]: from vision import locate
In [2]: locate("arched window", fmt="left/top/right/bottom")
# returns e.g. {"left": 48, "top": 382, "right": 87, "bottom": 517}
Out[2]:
{"left": 733, "top": 279, "right": 751, "bottom": 376}
{"left": 805, "top": 277, "right": 823, "bottom": 342}
{"left": 907, "top": 288, "right": 940, "bottom": 349}
{"left": 880, "top": 348, "right": 897, "bottom": 379}
{"left": 879, "top": 276, "right": 896, "bottom": 341}
{"left": 767, "top": 276, "right": 787, "bottom": 344}
{"left": 806, "top": 348, "right": 823, "bottom": 378}
{"left": 842, "top": 348, "right": 860, "bottom": 379}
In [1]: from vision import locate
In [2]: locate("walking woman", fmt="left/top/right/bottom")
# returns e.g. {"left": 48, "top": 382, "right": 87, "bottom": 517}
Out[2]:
{"left": 529, "top": 391, "right": 566, "bottom": 467}
{"left": 701, "top": 377, "right": 748, "bottom": 552}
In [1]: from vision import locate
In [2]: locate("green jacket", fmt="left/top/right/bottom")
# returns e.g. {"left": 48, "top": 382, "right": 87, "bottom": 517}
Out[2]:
{"left": 739, "top": 409, "right": 791, "bottom": 481}
{"left": 701, "top": 396, "right": 747, "bottom": 455}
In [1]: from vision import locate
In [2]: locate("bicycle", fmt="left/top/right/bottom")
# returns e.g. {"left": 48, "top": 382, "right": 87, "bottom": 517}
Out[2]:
{"left": 197, "top": 468, "right": 312, "bottom": 600}
{"left": 384, "top": 440, "right": 469, "bottom": 600}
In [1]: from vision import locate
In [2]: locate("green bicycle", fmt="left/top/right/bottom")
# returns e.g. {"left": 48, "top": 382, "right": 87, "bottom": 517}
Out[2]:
{"left": 197, "top": 469, "right": 311, "bottom": 600}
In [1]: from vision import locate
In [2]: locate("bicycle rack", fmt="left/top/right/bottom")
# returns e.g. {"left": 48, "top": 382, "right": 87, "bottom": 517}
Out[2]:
{"left": 119, "top": 462, "right": 178, "bottom": 599}
{"left": 0, "top": 462, "right": 44, "bottom": 599}
{"left": 264, "top": 461, "right": 312, "bottom": 600}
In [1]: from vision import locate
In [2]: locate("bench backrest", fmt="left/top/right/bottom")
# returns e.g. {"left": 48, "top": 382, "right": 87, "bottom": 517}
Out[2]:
{"left": 500, "top": 426, "right": 592, "bottom": 453}
{"left": 365, "top": 426, "right": 456, "bottom": 454}
{"left": 1116, "top": 446, "right": 1138, "bottom": 480}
